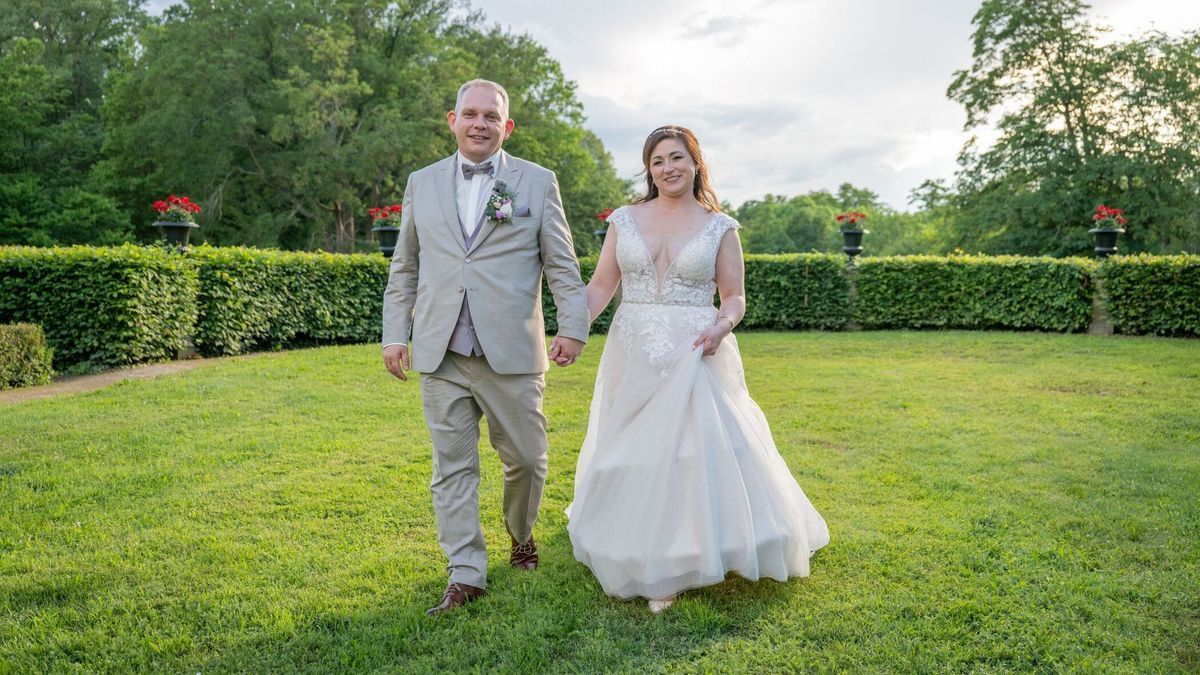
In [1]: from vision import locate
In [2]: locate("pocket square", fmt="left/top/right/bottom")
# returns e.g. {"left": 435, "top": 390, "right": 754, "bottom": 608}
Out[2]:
{"left": 515, "top": 206, "right": 532, "bottom": 217}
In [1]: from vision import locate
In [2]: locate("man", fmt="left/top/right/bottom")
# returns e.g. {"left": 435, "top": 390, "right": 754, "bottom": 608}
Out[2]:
{"left": 381, "top": 79, "right": 589, "bottom": 616}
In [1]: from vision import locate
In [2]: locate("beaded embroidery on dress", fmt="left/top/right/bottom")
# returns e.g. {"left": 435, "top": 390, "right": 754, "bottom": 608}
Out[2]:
{"left": 567, "top": 205, "right": 830, "bottom": 600}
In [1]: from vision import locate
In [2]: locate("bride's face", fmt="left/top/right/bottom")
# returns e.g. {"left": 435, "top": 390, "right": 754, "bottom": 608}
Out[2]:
{"left": 648, "top": 138, "right": 696, "bottom": 198}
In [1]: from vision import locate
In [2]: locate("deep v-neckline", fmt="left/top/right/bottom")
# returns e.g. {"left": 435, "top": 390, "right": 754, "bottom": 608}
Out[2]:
{"left": 624, "top": 207, "right": 719, "bottom": 293}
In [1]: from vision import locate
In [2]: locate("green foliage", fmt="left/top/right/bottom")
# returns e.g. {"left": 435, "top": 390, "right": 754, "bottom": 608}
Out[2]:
{"left": 0, "top": 322, "right": 53, "bottom": 389}
{"left": 190, "top": 246, "right": 388, "bottom": 356}
{"left": 741, "top": 254, "right": 850, "bottom": 329}
{"left": 946, "top": 0, "right": 1200, "bottom": 255}
{"left": 0, "top": 38, "right": 132, "bottom": 246}
{"left": 853, "top": 254, "right": 1096, "bottom": 332}
{"left": 735, "top": 184, "right": 955, "bottom": 257}
{"left": 96, "top": 0, "right": 625, "bottom": 254}
{"left": 1098, "top": 254, "right": 1200, "bottom": 336}
{"left": 0, "top": 245, "right": 196, "bottom": 372}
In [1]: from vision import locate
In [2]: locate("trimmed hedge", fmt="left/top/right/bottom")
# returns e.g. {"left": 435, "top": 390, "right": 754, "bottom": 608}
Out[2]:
{"left": 0, "top": 323, "right": 53, "bottom": 390}
{"left": 854, "top": 255, "right": 1096, "bottom": 332}
{"left": 741, "top": 254, "right": 850, "bottom": 330}
{"left": 0, "top": 245, "right": 197, "bottom": 372}
{"left": 190, "top": 247, "right": 388, "bottom": 356}
{"left": 4, "top": 245, "right": 1194, "bottom": 373}
{"left": 1098, "top": 254, "right": 1200, "bottom": 336}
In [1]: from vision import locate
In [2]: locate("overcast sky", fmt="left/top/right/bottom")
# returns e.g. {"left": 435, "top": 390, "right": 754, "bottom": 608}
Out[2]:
{"left": 461, "top": 0, "right": 1199, "bottom": 210}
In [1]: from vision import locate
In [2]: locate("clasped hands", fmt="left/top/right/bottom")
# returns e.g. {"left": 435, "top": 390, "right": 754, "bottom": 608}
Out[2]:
{"left": 384, "top": 336, "right": 586, "bottom": 381}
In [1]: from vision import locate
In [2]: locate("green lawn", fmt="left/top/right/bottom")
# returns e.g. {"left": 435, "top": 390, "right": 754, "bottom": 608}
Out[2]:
{"left": 2, "top": 332, "right": 1198, "bottom": 673}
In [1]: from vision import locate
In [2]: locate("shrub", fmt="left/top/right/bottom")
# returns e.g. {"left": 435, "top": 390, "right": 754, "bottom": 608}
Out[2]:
{"left": 0, "top": 323, "right": 53, "bottom": 389}
{"left": 1098, "top": 254, "right": 1200, "bottom": 336}
{"left": 191, "top": 247, "right": 388, "bottom": 356}
{"left": 0, "top": 245, "right": 197, "bottom": 372}
{"left": 853, "top": 255, "right": 1096, "bottom": 332}
{"left": 741, "top": 253, "right": 850, "bottom": 330}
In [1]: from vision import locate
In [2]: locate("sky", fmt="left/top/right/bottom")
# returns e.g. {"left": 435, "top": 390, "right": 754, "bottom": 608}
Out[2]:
{"left": 460, "top": 0, "right": 1199, "bottom": 210}
{"left": 144, "top": 0, "right": 1200, "bottom": 210}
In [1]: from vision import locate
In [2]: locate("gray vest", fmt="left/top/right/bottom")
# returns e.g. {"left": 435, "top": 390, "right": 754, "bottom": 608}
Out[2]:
{"left": 446, "top": 211, "right": 485, "bottom": 358}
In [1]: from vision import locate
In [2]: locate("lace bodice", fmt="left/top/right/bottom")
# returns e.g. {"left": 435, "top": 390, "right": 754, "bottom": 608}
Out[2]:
{"left": 609, "top": 206, "right": 740, "bottom": 306}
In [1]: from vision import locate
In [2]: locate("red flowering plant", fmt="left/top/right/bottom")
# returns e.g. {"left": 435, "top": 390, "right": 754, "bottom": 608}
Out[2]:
{"left": 152, "top": 194, "right": 201, "bottom": 223}
{"left": 1092, "top": 204, "right": 1127, "bottom": 230}
{"left": 595, "top": 207, "right": 615, "bottom": 222}
{"left": 369, "top": 204, "right": 403, "bottom": 227}
{"left": 835, "top": 210, "right": 868, "bottom": 232}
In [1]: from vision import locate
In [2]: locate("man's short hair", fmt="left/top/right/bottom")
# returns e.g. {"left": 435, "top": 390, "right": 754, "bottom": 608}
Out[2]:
{"left": 455, "top": 79, "right": 510, "bottom": 119}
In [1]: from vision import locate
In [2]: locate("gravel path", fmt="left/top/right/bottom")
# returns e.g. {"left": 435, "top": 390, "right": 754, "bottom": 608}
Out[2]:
{"left": 0, "top": 360, "right": 209, "bottom": 405}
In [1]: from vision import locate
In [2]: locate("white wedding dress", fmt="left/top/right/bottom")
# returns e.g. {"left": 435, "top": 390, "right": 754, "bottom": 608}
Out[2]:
{"left": 567, "top": 206, "right": 830, "bottom": 600}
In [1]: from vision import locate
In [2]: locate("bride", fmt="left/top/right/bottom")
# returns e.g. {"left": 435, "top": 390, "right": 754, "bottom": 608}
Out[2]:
{"left": 567, "top": 125, "right": 830, "bottom": 612}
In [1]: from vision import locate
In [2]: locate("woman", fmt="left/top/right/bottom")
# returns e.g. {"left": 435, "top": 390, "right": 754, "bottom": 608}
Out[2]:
{"left": 567, "top": 125, "right": 830, "bottom": 612}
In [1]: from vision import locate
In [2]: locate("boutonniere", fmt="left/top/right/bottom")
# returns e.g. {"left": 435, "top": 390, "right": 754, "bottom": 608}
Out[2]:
{"left": 485, "top": 180, "right": 516, "bottom": 224}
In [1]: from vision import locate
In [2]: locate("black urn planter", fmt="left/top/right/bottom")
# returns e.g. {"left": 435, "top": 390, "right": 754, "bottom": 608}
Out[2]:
{"left": 841, "top": 229, "right": 866, "bottom": 260}
{"left": 153, "top": 221, "right": 199, "bottom": 252}
{"left": 1088, "top": 227, "right": 1125, "bottom": 258}
{"left": 373, "top": 225, "right": 401, "bottom": 258}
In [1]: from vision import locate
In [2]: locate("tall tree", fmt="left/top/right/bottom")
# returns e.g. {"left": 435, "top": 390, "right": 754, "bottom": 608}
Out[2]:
{"left": 947, "top": 0, "right": 1200, "bottom": 255}
{"left": 0, "top": 0, "right": 144, "bottom": 244}
{"left": 97, "top": 0, "right": 626, "bottom": 253}
{"left": 0, "top": 38, "right": 129, "bottom": 245}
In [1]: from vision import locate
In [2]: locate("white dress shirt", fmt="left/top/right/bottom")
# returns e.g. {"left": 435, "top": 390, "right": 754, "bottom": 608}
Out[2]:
{"left": 456, "top": 150, "right": 500, "bottom": 239}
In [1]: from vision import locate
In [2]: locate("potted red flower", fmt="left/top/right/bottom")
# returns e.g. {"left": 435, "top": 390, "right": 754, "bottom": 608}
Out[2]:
{"left": 1089, "top": 204, "right": 1127, "bottom": 258}
{"left": 369, "top": 204, "right": 403, "bottom": 257}
{"left": 594, "top": 207, "right": 615, "bottom": 243}
{"left": 152, "top": 194, "right": 201, "bottom": 251}
{"left": 836, "top": 210, "right": 868, "bottom": 261}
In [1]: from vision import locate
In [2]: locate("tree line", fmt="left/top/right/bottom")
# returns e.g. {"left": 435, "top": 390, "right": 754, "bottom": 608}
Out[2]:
{"left": 1, "top": 0, "right": 1197, "bottom": 256}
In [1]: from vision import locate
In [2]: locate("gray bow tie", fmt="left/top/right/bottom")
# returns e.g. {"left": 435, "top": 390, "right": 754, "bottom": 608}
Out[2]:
{"left": 461, "top": 161, "right": 494, "bottom": 179}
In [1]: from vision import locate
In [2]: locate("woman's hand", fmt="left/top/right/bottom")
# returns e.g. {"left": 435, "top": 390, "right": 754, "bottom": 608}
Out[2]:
{"left": 692, "top": 317, "right": 732, "bottom": 357}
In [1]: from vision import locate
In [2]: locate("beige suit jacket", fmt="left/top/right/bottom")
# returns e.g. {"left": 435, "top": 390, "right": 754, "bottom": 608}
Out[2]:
{"left": 382, "top": 151, "right": 589, "bottom": 374}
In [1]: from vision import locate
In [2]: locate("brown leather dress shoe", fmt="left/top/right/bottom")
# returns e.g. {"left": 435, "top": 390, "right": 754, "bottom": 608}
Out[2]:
{"left": 510, "top": 535, "right": 538, "bottom": 570}
{"left": 425, "top": 582, "right": 486, "bottom": 616}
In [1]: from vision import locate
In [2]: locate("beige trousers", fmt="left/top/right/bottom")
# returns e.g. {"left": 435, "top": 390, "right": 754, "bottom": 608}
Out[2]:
{"left": 420, "top": 352, "right": 548, "bottom": 588}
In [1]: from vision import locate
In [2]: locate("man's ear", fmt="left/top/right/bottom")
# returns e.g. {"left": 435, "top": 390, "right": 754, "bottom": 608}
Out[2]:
{"left": 504, "top": 118, "right": 515, "bottom": 139}
{"left": 447, "top": 110, "right": 457, "bottom": 131}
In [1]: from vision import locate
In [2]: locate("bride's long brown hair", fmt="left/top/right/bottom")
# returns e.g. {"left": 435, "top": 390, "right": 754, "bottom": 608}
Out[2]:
{"left": 631, "top": 125, "right": 722, "bottom": 213}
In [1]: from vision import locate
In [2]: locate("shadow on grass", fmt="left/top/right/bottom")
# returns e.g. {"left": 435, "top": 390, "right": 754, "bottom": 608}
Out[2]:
{"left": 190, "top": 527, "right": 808, "bottom": 673}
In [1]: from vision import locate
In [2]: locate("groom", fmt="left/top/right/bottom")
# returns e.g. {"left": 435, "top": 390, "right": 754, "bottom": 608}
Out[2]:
{"left": 382, "top": 79, "right": 590, "bottom": 616}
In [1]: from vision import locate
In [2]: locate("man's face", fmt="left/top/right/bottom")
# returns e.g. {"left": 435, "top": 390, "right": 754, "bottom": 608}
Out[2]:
{"left": 447, "top": 86, "right": 515, "bottom": 163}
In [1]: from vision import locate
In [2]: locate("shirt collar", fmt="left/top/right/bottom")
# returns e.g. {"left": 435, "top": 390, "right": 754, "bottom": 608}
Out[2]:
{"left": 455, "top": 150, "right": 501, "bottom": 178}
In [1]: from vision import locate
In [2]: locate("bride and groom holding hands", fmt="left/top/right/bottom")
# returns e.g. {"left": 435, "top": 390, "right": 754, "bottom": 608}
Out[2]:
{"left": 381, "top": 79, "right": 829, "bottom": 616}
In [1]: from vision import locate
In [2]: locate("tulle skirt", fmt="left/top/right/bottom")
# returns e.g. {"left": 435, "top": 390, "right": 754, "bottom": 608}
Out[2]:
{"left": 567, "top": 303, "right": 830, "bottom": 600}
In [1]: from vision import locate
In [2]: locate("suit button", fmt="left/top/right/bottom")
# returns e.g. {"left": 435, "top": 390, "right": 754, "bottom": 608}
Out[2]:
{"left": 465, "top": 258, "right": 471, "bottom": 263}
{"left": 457, "top": 286, "right": 465, "bottom": 293}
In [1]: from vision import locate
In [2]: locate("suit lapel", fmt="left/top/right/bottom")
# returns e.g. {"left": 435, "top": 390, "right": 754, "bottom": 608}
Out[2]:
{"left": 466, "top": 150, "right": 525, "bottom": 255}
{"left": 436, "top": 154, "right": 466, "bottom": 252}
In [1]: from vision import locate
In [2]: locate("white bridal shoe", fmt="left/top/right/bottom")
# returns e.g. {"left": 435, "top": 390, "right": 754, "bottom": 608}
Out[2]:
{"left": 648, "top": 596, "right": 676, "bottom": 613}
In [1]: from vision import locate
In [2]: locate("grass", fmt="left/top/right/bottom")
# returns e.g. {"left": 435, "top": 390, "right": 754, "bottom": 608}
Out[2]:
{"left": 1, "top": 331, "right": 1198, "bottom": 673}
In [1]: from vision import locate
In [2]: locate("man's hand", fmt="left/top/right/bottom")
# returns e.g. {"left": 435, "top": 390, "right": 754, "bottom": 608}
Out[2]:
{"left": 383, "top": 344, "right": 410, "bottom": 381}
{"left": 548, "top": 336, "right": 585, "bottom": 367}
